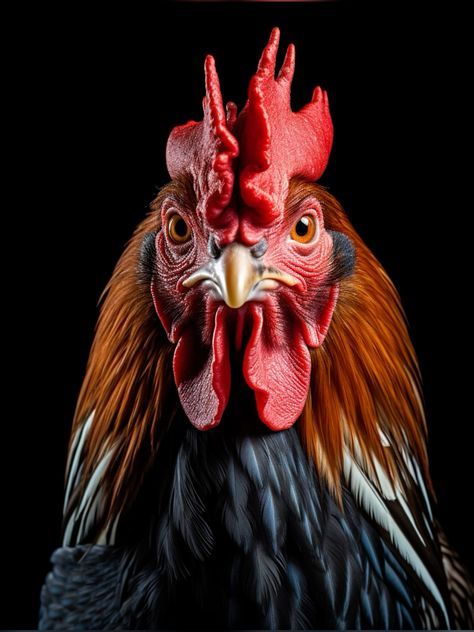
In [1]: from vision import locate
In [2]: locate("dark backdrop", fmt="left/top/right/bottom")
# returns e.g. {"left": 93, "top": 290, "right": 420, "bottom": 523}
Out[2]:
{"left": 4, "top": 2, "right": 471, "bottom": 628}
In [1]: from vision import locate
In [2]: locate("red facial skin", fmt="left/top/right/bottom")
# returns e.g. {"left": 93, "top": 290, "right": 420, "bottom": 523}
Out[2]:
{"left": 151, "top": 193, "right": 338, "bottom": 431}
{"left": 152, "top": 28, "right": 339, "bottom": 431}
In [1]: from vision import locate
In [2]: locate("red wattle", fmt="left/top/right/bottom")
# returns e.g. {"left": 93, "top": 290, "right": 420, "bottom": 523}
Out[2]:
{"left": 242, "top": 303, "right": 312, "bottom": 431}
{"left": 173, "top": 306, "right": 231, "bottom": 430}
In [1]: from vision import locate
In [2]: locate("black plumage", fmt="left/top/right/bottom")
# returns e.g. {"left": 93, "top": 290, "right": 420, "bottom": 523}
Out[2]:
{"left": 40, "top": 403, "right": 458, "bottom": 629}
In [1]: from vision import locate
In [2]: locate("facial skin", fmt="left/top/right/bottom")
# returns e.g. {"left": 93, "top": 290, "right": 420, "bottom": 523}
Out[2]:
{"left": 150, "top": 180, "right": 352, "bottom": 431}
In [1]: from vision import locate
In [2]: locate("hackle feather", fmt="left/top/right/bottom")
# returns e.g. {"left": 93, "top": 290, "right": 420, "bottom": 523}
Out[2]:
{"left": 68, "top": 179, "right": 431, "bottom": 535}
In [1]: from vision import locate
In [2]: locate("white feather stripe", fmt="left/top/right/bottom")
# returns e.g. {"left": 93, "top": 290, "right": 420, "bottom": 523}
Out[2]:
{"left": 395, "top": 485, "right": 426, "bottom": 545}
{"left": 76, "top": 492, "right": 102, "bottom": 543}
{"left": 64, "top": 413, "right": 91, "bottom": 475}
{"left": 354, "top": 433, "right": 427, "bottom": 546}
{"left": 372, "top": 455, "right": 397, "bottom": 500}
{"left": 63, "top": 462, "right": 84, "bottom": 516}
{"left": 77, "top": 447, "right": 114, "bottom": 516}
{"left": 62, "top": 507, "right": 77, "bottom": 547}
{"left": 372, "top": 452, "right": 426, "bottom": 544}
{"left": 343, "top": 450, "right": 450, "bottom": 628}
{"left": 351, "top": 433, "right": 397, "bottom": 501}
{"left": 375, "top": 453, "right": 428, "bottom": 546}
{"left": 403, "top": 447, "right": 417, "bottom": 480}
{"left": 378, "top": 427, "right": 391, "bottom": 447}
{"left": 376, "top": 426, "right": 434, "bottom": 539}
{"left": 422, "top": 512, "right": 434, "bottom": 540}
{"left": 63, "top": 413, "right": 94, "bottom": 513}
{"left": 397, "top": 428, "right": 434, "bottom": 522}
{"left": 62, "top": 445, "right": 114, "bottom": 546}
{"left": 411, "top": 454, "right": 434, "bottom": 520}
{"left": 367, "top": 443, "right": 427, "bottom": 547}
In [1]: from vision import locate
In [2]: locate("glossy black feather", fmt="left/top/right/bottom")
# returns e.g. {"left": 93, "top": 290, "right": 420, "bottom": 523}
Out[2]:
{"left": 40, "top": 412, "right": 458, "bottom": 630}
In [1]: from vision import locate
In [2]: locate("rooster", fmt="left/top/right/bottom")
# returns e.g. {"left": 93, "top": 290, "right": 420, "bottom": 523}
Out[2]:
{"left": 40, "top": 28, "right": 473, "bottom": 630}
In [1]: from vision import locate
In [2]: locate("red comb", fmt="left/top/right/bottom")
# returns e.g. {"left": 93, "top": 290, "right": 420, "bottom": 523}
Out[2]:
{"left": 166, "top": 27, "right": 332, "bottom": 228}
{"left": 236, "top": 27, "right": 333, "bottom": 224}
{"left": 166, "top": 55, "right": 239, "bottom": 228}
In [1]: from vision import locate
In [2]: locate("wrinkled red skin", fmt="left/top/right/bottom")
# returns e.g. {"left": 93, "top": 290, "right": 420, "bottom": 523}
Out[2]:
{"left": 152, "top": 28, "right": 339, "bottom": 431}
{"left": 151, "top": 194, "right": 338, "bottom": 431}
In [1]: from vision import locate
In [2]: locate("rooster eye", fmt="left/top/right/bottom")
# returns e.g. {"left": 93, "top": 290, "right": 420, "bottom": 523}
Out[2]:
{"left": 168, "top": 213, "right": 192, "bottom": 244}
{"left": 290, "top": 215, "right": 317, "bottom": 243}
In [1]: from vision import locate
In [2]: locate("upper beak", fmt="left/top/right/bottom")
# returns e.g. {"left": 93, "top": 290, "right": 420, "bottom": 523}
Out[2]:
{"left": 183, "top": 243, "right": 298, "bottom": 308}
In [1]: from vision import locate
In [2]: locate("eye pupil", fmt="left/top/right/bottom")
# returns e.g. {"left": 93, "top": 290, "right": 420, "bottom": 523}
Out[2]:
{"left": 174, "top": 218, "right": 188, "bottom": 238}
{"left": 295, "top": 217, "right": 310, "bottom": 236}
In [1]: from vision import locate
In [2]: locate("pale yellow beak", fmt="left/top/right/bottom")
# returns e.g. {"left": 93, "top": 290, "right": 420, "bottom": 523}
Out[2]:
{"left": 183, "top": 243, "right": 298, "bottom": 308}
{"left": 220, "top": 243, "right": 259, "bottom": 308}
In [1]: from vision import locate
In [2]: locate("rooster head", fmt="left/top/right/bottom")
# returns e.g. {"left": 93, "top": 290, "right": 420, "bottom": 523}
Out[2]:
{"left": 148, "top": 28, "right": 355, "bottom": 431}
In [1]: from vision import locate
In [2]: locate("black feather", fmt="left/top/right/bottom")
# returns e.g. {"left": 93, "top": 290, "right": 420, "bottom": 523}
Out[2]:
{"left": 327, "top": 229, "right": 356, "bottom": 283}
{"left": 41, "top": 419, "right": 458, "bottom": 630}
{"left": 137, "top": 231, "right": 157, "bottom": 285}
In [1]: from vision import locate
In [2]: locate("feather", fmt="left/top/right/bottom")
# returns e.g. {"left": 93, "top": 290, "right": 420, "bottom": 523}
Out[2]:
{"left": 39, "top": 545, "right": 124, "bottom": 630}
{"left": 261, "top": 485, "right": 285, "bottom": 554}
{"left": 266, "top": 453, "right": 282, "bottom": 495}
{"left": 170, "top": 441, "right": 214, "bottom": 561}
{"left": 384, "top": 557, "right": 411, "bottom": 608}
{"left": 63, "top": 445, "right": 115, "bottom": 546}
{"left": 343, "top": 447, "right": 450, "bottom": 627}
{"left": 360, "top": 588, "right": 374, "bottom": 627}
{"left": 287, "top": 561, "right": 312, "bottom": 629}
{"left": 250, "top": 542, "right": 284, "bottom": 608}
{"left": 63, "top": 413, "right": 93, "bottom": 513}
{"left": 222, "top": 458, "right": 253, "bottom": 553}
{"left": 156, "top": 515, "right": 189, "bottom": 582}
{"left": 239, "top": 437, "right": 264, "bottom": 488}
{"left": 437, "top": 524, "right": 474, "bottom": 628}
{"left": 400, "top": 602, "right": 416, "bottom": 629}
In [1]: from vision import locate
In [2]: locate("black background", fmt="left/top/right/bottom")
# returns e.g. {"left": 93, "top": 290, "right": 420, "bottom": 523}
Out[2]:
{"left": 3, "top": 1, "right": 472, "bottom": 628}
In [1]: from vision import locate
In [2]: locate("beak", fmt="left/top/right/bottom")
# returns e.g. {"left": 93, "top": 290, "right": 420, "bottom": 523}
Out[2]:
{"left": 183, "top": 243, "right": 298, "bottom": 308}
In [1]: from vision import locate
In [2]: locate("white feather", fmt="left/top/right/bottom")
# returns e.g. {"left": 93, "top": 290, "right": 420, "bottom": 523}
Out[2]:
{"left": 62, "top": 411, "right": 124, "bottom": 546}
{"left": 62, "top": 432, "right": 117, "bottom": 546}
{"left": 76, "top": 447, "right": 113, "bottom": 516}
{"left": 378, "top": 427, "right": 391, "bottom": 448}
{"left": 376, "top": 427, "right": 433, "bottom": 538}
{"left": 62, "top": 507, "right": 77, "bottom": 547}
{"left": 373, "top": 453, "right": 426, "bottom": 543}
{"left": 63, "top": 413, "right": 94, "bottom": 513}
{"left": 372, "top": 455, "right": 397, "bottom": 500}
{"left": 411, "top": 453, "right": 434, "bottom": 520}
{"left": 73, "top": 447, "right": 114, "bottom": 544}
{"left": 343, "top": 448, "right": 450, "bottom": 628}
{"left": 396, "top": 486, "right": 426, "bottom": 544}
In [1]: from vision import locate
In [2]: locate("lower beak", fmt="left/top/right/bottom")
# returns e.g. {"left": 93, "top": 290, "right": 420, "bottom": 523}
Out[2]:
{"left": 183, "top": 243, "right": 298, "bottom": 308}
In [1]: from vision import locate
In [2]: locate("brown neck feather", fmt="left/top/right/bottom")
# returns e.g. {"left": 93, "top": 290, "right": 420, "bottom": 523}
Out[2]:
{"left": 70, "top": 181, "right": 431, "bottom": 535}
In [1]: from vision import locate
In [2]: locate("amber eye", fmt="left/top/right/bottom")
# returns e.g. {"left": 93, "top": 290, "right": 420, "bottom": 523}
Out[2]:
{"left": 168, "top": 213, "right": 192, "bottom": 243}
{"left": 290, "top": 215, "right": 317, "bottom": 243}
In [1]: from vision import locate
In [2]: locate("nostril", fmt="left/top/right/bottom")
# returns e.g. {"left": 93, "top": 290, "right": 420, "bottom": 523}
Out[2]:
{"left": 250, "top": 238, "right": 268, "bottom": 258}
{"left": 208, "top": 235, "right": 222, "bottom": 259}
